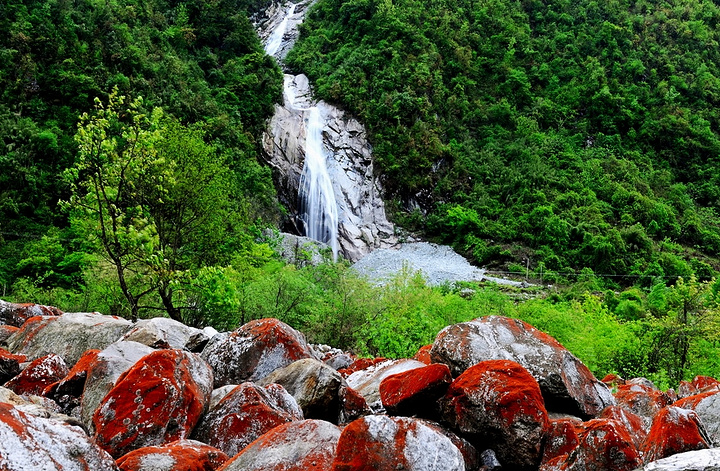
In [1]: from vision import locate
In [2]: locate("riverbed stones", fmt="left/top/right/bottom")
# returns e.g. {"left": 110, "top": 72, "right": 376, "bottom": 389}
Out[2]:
{"left": 430, "top": 315, "right": 615, "bottom": 417}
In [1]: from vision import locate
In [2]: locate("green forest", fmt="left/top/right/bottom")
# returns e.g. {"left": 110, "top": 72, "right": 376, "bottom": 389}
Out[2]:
{"left": 2, "top": 0, "right": 720, "bottom": 387}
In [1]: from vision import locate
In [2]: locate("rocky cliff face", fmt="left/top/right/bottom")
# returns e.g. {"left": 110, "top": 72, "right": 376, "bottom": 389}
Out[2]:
{"left": 0, "top": 299, "right": 718, "bottom": 470}
{"left": 258, "top": 2, "right": 398, "bottom": 262}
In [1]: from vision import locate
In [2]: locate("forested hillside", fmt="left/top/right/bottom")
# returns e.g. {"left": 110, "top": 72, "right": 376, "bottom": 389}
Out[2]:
{"left": 288, "top": 0, "right": 720, "bottom": 283}
{"left": 0, "top": 0, "right": 283, "bottom": 293}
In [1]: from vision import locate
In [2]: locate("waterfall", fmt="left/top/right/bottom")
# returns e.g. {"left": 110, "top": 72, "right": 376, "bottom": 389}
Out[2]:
{"left": 298, "top": 107, "right": 339, "bottom": 260}
{"left": 264, "top": 3, "right": 297, "bottom": 56}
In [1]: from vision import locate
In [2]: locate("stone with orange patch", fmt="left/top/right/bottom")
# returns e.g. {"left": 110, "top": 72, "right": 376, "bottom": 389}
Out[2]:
{"left": 614, "top": 382, "right": 674, "bottom": 428}
{"left": 0, "top": 325, "right": 19, "bottom": 343}
{"left": 201, "top": 318, "right": 315, "bottom": 387}
{"left": 0, "top": 300, "right": 62, "bottom": 327}
{"left": 0, "top": 401, "right": 116, "bottom": 470}
{"left": 92, "top": 349, "right": 213, "bottom": 458}
{"left": 219, "top": 419, "right": 340, "bottom": 471}
{"left": 541, "top": 418, "right": 581, "bottom": 465}
{"left": 673, "top": 391, "right": 720, "bottom": 447}
{"left": 191, "top": 382, "right": 303, "bottom": 457}
{"left": 332, "top": 415, "right": 465, "bottom": 471}
{"left": 439, "top": 359, "right": 549, "bottom": 470}
{"left": 337, "top": 357, "right": 387, "bottom": 378}
{"left": 599, "top": 405, "right": 647, "bottom": 448}
{"left": 430, "top": 316, "right": 615, "bottom": 417}
{"left": 379, "top": 363, "right": 451, "bottom": 418}
{"left": 0, "top": 347, "right": 27, "bottom": 384}
{"left": 5, "top": 353, "right": 69, "bottom": 396}
{"left": 413, "top": 345, "right": 433, "bottom": 365}
{"left": 692, "top": 375, "right": 720, "bottom": 392}
{"left": 337, "top": 384, "right": 371, "bottom": 425}
{"left": 116, "top": 439, "right": 229, "bottom": 471}
{"left": 642, "top": 405, "right": 710, "bottom": 463}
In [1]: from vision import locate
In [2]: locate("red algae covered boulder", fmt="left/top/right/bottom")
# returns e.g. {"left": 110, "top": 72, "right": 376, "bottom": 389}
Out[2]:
{"left": 0, "top": 401, "right": 117, "bottom": 470}
{"left": 116, "top": 439, "right": 229, "bottom": 471}
{"left": 6, "top": 312, "right": 133, "bottom": 367}
{"left": 337, "top": 384, "right": 371, "bottom": 425}
{"left": 191, "top": 382, "right": 303, "bottom": 457}
{"left": 642, "top": 406, "right": 710, "bottom": 463}
{"left": 673, "top": 391, "right": 720, "bottom": 446}
{"left": 413, "top": 345, "right": 433, "bottom": 365}
{"left": 430, "top": 316, "right": 614, "bottom": 417}
{"left": 93, "top": 349, "right": 213, "bottom": 458}
{"left": 345, "top": 358, "right": 425, "bottom": 412}
{"left": 44, "top": 349, "right": 100, "bottom": 414}
{"left": 0, "top": 325, "right": 19, "bottom": 344}
{"left": 439, "top": 359, "right": 549, "bottom": 470}
{"left": 614, "top": 381, "right": 674, "bottom": 427}
{"left": 0, "top": 299, "right": 62, "bottom": 327}
{"left": 599, "top": 405, "right": 648, "bottom": 448}
{"left": 338, "top": 357, "right": 388, "bottom": 378}
{"left": 4, "top": 353, "right": 69, "bottom": 396}
{"left": 218, "top": 419, "right": 340, "bottom": 471}
{"left": 541, "top": 418, "right": 581, "bottom": 465}
{"left": 692, "top": 375, "right": 720, "bottom": 393}
{"left": 379, "top": 363, "right": 451, "bottom": 418}
{"left": 541, "top": 418, "right": 641, "bottom": 471}
{"left": 200, "top": 318, "right": 315, "bottom": 387}
{"left": 332, "top": 415, "right": 465, "bottom": 471}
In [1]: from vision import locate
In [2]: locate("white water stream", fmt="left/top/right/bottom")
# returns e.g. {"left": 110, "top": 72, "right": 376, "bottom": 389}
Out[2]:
{"left": 264, "top": 3, "right": 340, "bottom": 261}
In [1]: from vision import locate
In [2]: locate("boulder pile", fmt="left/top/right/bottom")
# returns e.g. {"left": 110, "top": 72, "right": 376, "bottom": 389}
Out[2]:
{"left": 0, "top": 300, "right": 717, "bottom": 470}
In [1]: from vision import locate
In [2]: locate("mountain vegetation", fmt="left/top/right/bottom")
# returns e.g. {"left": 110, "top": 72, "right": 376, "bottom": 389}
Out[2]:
{"left": 2, "top": 0, "right": 720, "bottom": 386}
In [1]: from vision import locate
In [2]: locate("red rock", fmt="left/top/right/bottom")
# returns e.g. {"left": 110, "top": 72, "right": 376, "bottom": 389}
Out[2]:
{"left": 599, "top": 405, "right": 647, "bottom": 448}
{"left": 44, "top": 349, "right": 100, "bottom": 414}
{"left": 117, "top": 439, "right": 229, "bottom": 471}
{"left": 338, "top": 357, "right": 387, "bottom": 378}
{"left": 4, "top": 353, "right": 69, "bottom": 396}
{"left": 541, "top": 418, "right": 581, "bottom": 465}
{"left": 559, "top": 419, "right": 641, "bottom": 471}
{"left": 201, "top": 318, "right": 315, "bottom": 387}
{"left": 601, "top": 373, "right": 625, "bottom": 388}
{"left": 92, "top": 349, "right": 213, "bottom": 458}
{"left": 0, "top": 300, "right": 62, "bottom": 327}
{"left": 219, "top": 419, "right": 340, "bottom": 471}
{"left": 0, "top": 347, "right": 27, "bottom": 383}
{"left": 332, "top": 415, "right": 465, "bottom": 471}
{"left": 346, "top": 359, "right": 425, "bottom": 412}
{"left": 0, "top": 401, "right": 116, "bottom": 469}
{"left": 642, "top": 406, "right": 710, "bottom": 463}
{"left": 692, "top": 375, "right": 720, "bottom": 392}
{"left": 614, "top": 382, "right": 673, "bottom": 426}
{"left": 440, "top": 359, "right": 549, "bottom": 470}
{"left": 431, "top": 316, "right": 615, "bottom": 417}
{"left": 191, "top": 382, "right": 303, "bottom": 457}
{"left": 379, "top": 363, "right": 451, "bottom": 418}
{"left": 413, "top": 345, "right": 433, "bottom": 365}
{"left": 673, "top": 391, "right": 720, "bottom": 447}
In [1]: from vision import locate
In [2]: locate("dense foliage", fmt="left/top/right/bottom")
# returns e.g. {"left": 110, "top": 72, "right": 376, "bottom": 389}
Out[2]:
{"left": 287, "top": 0, "right": 720, "bottom": 281}
{"left": 0, "top": 0, "right": 283, "bottom": 293}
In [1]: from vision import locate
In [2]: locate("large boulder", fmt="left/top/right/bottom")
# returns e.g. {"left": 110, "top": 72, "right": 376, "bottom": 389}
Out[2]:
{"left": 332, "top": 415, "right": 465, "bottom": 471}
{"left": 0, "top": 347, "right": 27, "bottom": 384}
{"left": 345, "top": 358, "right": 426, "bottom": 412}
{"left": 599, "top": 405, "right": 648, "bottom": 449}
{"left": 116, "top": 439, "right": 229, "bottom": 471}
{"left": 637, "top": 449, "right": 720, "bottom": 470}
{"left": 430, "top": 316, "right": 615, "bottom": 417}
{"left": 0, "top": 401, "right": 117, "bottom": 470}
{"left": 379, "top": 362, "right": 452, "bottom": 418}
{"left": 257, "top": 357, "right": 345, "bottom": 423}
{"left": 0, "top": 299, "right": 62, "bottom": 326}
{"left": 5, "top": 312, "right": 133, "bottom": 367}
{"left": 201, "top": 318, "right": 316, "bottom": 387}
{"left": 119, "top": 317, "right": 212, "bottom": 351}
{"left": 642, "top": 406, "right": 710, "bottom": 463}
{"left": 614, "top": 381, "right": 674, "bottom": 428}
{"left": 541, "top": 418, "right": 581, "bottom": 465}
{"left": 92, "top": 349, "right": 213, "bottom": 458}
{"left": 218, "top": 419, "right": 340, "bottom": 471}
{"left": 540, "top": 418, "right": 641, "bottom": 471}
{"left": 673, "top": 391, "right": 720, "bottom": 446}
{"left": 191, "top": 382, "right": 303, "bottom": 457}
{"left": 439, "top": 359, "right": 549, "bottom": 470}
{"left": 4, "top": 353, "right": 69, "bottom": 396}
{"left": 45, "top": 349, "right": 101, "bottom": 415}
{"left": 81, "top": 341, "right": 155, "bottom": 433}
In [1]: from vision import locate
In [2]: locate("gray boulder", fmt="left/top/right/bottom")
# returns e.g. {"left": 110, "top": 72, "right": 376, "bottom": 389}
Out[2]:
{"left": 636, "top": 449, "right": 720, "bottom": 470}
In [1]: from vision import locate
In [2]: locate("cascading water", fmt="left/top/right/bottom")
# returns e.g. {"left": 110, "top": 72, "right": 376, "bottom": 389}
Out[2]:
{"left": 264, "top": 3, "right": 340, "bottom": 261}
{"left": 297, "top": 107, "right": 339, "bottom": 260}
